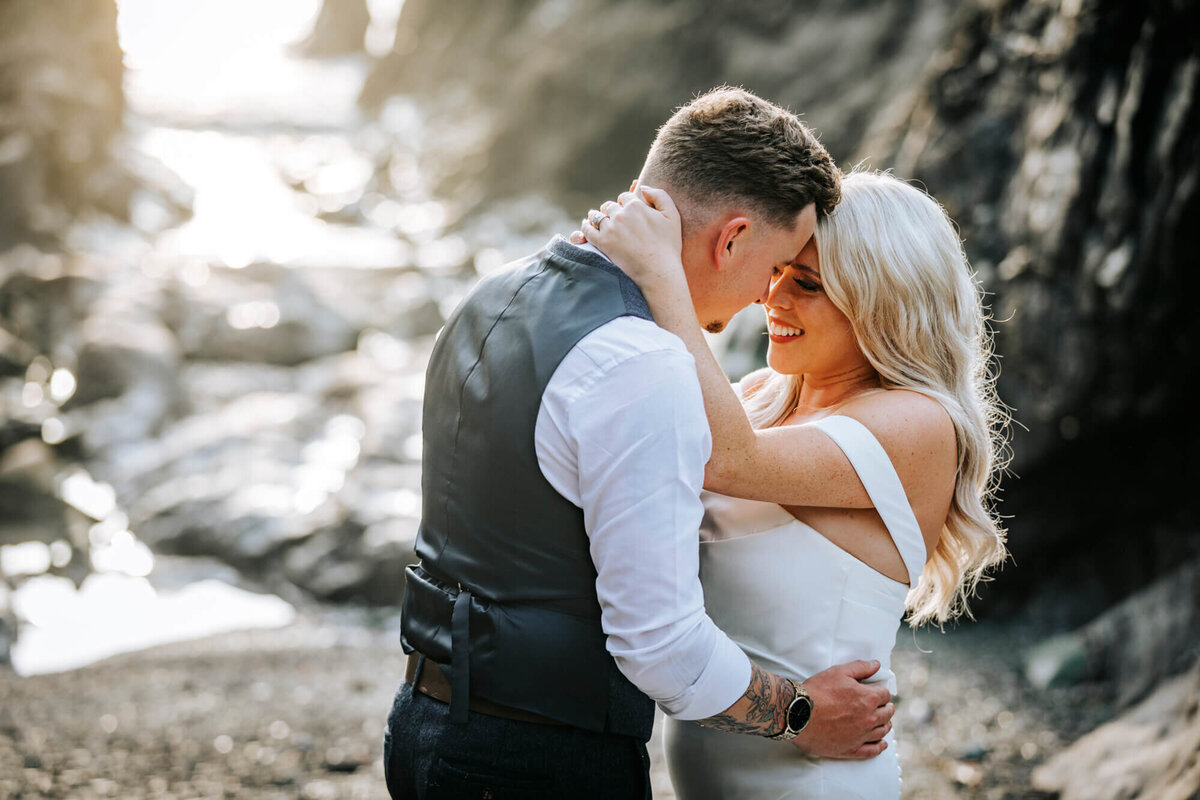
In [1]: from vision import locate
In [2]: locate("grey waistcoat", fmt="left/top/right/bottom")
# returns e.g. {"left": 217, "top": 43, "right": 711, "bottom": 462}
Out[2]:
{"left": 401, "top": 237, "right": 656, "bottom": 740}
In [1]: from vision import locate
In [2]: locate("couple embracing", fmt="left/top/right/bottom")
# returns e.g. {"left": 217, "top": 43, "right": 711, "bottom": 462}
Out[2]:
{"left": 384, "top": 87, "right": 1007, "bottom": 799}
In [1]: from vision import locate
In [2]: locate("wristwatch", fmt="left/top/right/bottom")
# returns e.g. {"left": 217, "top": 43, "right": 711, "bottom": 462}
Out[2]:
{"left": 768, "top": 678, "right": 813, "bottom": 740}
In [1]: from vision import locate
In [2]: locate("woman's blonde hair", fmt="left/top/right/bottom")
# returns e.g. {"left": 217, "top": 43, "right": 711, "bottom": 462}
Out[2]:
{"left": 743, "top": 169, "right": 1010, "bottom": 627}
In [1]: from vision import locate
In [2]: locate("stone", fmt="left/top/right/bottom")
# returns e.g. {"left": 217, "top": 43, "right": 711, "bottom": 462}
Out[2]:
{"left": 1082, "top": 557, "right": 1200, "bottom": 707}
{"left": 0, "top": 439, "right": 71, "bottom": 548}
{"left": 163, "top": 266, "right": 359, "bottom": 367}
{"left": 64, "top": 312, "right": 185, "bottom": 454}
{"left": 1024, "top": 556, "right": 1200, "bottom": 703}
{"left": 0, "top": 326, "right": 35, "bottom": 377}
{"left": 0, "top": 271, "right": 105, "bottom": 356}
{"left": 282, "top": 514, "right": 414, "bottom": 606}
{"left": 1024, "top": 632, "right": 1093, "bottom": 690}
{"left": 1031, "top": 665, "right": 1200, "bottom": 800}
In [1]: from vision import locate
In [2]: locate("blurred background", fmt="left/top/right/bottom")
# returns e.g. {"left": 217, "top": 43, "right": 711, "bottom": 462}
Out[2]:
{"left": 0, "top": 0, "right": 1196, "bottom": 797}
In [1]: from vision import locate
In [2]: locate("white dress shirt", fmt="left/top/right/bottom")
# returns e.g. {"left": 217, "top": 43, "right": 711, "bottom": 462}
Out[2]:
{"left": 533, "top": 243, "right": 753, "bottom": 720}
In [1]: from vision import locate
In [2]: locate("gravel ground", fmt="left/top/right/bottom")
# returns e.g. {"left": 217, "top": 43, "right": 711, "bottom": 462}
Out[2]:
{"left": 0, "top": 610, "right": 1108, "bottom": 799}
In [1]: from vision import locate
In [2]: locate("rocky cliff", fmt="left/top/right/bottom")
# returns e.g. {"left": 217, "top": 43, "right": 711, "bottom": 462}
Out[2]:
{"left": 862, "top": 0, "right": 1199, "bottom": 473}
{"left": 0, "top": 0, "right": 127, "bottom": 248}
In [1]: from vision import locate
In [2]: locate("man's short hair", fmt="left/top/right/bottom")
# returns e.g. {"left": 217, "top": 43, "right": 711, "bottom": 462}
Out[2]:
{"left": 642, "top": 86, "right": 841, "bottom": 232}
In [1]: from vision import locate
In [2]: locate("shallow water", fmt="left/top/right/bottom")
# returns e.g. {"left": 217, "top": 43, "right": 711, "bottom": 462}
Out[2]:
{"left": 7, "top": 0, "right": 418, "bottom": 676}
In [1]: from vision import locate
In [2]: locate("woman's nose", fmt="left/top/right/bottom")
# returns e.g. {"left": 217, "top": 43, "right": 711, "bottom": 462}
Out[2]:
{"left": 765, "top": 277, "right": 791, "bottom": 310}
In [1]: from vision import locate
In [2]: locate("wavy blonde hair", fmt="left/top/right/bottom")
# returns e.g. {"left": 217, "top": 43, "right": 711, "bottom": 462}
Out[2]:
{"left": 743, "top": 169, "right": 1010, "bottom": 626}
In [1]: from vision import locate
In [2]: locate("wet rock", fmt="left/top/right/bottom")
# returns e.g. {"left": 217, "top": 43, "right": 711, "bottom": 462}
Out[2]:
{"left": 387, "top": 296, "right": 443, "bottom": 340}
{"left": 1024, "top": 632, "right": 1091, "bottom": 691}
{"left": 0, "top": 269, "right": 105, "bottom": 356}
{"left": 178, "top": 361, "right": 299, "bottom": 412}
{"left": 0, "top": 581, "right": 12, "bottom": 667}
{"left": 0, "top": 326, "right": 35, "bottom": 377}
{"left": 94, "top": 384, "right": 418, "bottom": 603}
{"left": 297, "top": 266, "right": 447, "bottom": 343}
{"left": 1031, "top": 665, "right": 1200, "bottom": 800}
{"left": 0, "top": 440, "right": 72, "bottom": 547}
{"left": 283, "top": 512, "right": 416, "bottom": 606}
{"left": 1087, "top": 557, "right": 1200, "bottom": 706}
{"left": 97, "top": 391, "right": 318, "bottom": 494}
{"left": 162, "top": 264, "right": 359, "bottom": 366}
{"left": 282, "top": 523, "right": 365, "bottom": 600}
{"left": 1024, "top": 555, "right": 1200, "bottom": 705}
{"left": 70, "top": 313, "right": 178, "bottom": 406}
{"left": 65, "top": 311, "right": 185, "bottom": 453}
{"left": 0, "top": 418, "right": 42, "bottom": 459}
{"left": 112, "top": 391, "right": 335, "bottom": 566}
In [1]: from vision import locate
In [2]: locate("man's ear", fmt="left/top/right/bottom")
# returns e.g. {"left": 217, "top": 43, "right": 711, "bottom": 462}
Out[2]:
{"left": 714, "top": 217, "right": 751, "bottom": 271}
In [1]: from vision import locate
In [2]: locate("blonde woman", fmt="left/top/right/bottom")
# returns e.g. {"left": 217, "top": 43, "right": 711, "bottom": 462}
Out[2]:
{"left": 576, "top": 170, "right": 1008, "bottom": 799}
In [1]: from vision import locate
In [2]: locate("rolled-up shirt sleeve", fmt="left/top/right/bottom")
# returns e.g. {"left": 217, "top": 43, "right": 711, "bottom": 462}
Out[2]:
{"left": 535, "top": 320, "right": 752, "bottom": 720}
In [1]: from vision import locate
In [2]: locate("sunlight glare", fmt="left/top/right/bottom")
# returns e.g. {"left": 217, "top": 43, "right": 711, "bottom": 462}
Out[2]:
{"left": 10, "top": 574, "right": 295, "bottom": 676}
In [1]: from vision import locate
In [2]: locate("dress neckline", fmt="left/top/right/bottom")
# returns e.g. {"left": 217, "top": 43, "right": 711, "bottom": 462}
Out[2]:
{"left": 702, "top": 414, "right": 927, "bottom": 589}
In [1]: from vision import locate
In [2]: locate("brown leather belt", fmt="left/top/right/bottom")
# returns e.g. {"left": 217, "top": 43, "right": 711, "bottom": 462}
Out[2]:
{"left": 406, "top": 653, "right": 566, "bottom": 726}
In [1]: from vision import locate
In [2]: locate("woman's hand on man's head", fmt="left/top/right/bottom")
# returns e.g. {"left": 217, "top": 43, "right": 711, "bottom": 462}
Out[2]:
{"left": 572, "top": 182, "right": 687, "bottom": 295}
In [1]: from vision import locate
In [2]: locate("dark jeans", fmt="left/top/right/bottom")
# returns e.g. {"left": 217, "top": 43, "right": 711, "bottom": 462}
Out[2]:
{"left": 384, "top": 681, "right": 651, "bottom": 799}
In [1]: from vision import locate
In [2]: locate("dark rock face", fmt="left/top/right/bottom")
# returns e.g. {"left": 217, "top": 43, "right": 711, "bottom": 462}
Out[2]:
{"left": 861, "top": 0, "right": 1200, "bottom": 474}
{"left": 855, "top": 0, "right": 1200, "bottom": 620}
{"left": 0, "top": 0, "right": 126, "bottom": 247}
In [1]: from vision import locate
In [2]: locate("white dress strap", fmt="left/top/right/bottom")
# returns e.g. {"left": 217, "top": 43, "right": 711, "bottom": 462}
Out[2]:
{"left": 805, "top": 415, "right": 927, "bottom": 587}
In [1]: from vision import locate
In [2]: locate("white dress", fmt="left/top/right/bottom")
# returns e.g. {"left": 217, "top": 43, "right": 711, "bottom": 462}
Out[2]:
{"left": 665, "top": 415, "right": 926, "bottom": 800}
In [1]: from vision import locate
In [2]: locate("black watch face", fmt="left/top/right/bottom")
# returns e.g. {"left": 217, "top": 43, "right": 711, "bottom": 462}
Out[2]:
{"left": 788, "top": 696, "right": 812, "bottom": 732}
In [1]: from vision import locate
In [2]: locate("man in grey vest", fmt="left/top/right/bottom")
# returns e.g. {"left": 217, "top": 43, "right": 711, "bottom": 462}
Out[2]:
{"left": 384, "top": 87, "right": 895, "bottom": 798}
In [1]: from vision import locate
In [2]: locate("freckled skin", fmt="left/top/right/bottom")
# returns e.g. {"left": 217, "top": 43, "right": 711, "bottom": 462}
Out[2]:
{"left": 752, "top": 239, "right": 957, "bottom": 581}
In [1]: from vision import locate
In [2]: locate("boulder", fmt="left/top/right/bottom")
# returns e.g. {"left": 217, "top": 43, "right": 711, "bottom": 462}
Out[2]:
{"left": 0, "top": 439, "right": 74, "bottom": 548}
{"left": 1024, "top": 556, "right": 1200, "bottom": 706}
{"left": 64, "top": 310, "right": 185, "bottom": 454}
{"left": 1031, "top": 665, "right": 1200, "bottom": 800}
{"left": 282, "top": 514, "right": 416, "bottom": 605}
{"left": 0, "top": 269, "right": 105, "bottom": 356}
{"left": 0, "top": 326, "right": 35, "bottom": 377}
{"left": 162, "top": 264, "right": 359, "bottom": 366}
{"left": 295, "top": 266, "right": 447, "bottom": 342}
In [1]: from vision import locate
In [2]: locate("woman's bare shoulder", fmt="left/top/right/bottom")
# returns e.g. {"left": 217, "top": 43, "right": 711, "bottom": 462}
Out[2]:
{"left": 839, "top": 389, "right": 957, "bottom": 475}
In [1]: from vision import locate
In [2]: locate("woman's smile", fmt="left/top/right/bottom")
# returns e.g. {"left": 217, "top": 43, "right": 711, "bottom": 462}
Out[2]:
{"left": 766, "top": 316, "right": 804, "bottom": 342}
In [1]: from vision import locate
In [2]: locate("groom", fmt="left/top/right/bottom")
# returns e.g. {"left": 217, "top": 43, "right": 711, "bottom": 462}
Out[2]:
{"left": 385, "top": 87, "right": 894, "bottom": 799}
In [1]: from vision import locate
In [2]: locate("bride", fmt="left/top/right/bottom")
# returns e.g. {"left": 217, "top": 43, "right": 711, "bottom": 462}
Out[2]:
{"left": 576, "top": 170, "right": 1009, "bottom": 799}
